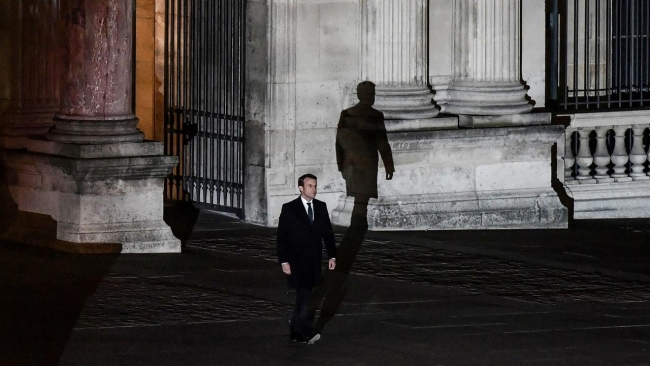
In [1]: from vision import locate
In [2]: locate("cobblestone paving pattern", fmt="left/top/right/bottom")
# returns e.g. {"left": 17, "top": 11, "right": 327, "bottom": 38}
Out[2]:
{"left": 76, "top": 234, "right": 650, "bottom": 330}
{"left": 75, "top": 275, "right": 291, "bottom": 330}
{"left": 188, "top": 235, "right": 650, "bottom": 305}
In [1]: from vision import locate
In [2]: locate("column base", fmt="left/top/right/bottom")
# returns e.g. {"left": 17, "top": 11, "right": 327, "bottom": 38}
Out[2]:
{"left": 373, "top": 85, "right": 439, "bottom": 120}
{"left": 46, "top": 115, "right": 144, "bottom": 144}
{"left": 444, "top": 81, "right": 533, "bottom": 116}
{"left": 1, "top": 139, "right": 180, "bottom": 253}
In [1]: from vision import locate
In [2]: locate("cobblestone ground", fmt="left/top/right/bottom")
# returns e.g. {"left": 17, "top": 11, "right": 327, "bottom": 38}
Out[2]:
{"left": 75, "top": 275, "right": 291, "bottom": 330}
{"left": 188, "top": 234, "right": 650, "bottom": 304}
{"left": 75, "top": 233, "right": 650, "bottom": 330}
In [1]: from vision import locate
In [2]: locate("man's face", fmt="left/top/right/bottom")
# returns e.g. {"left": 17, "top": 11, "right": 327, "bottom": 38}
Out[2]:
{"left": 299, "top": 177, "right": 317, "bottom": 201}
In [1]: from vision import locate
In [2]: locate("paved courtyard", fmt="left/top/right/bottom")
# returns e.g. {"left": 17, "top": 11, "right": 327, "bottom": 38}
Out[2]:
{"left": 2, "top": 208, "right": 650, "bottom": 365}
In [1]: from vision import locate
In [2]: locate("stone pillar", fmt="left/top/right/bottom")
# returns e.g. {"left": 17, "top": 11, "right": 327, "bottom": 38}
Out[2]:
{"left": 47, "top": 0, "right": 144, "bottom": 144}
{"left": 445, "top": 0, "right": 533, "bottom": 117}
{"left": 0, "top": 0, "right": 60, "bottom": 144}
{"left": 0, "top": 0, "right": 179, "bottom": 253}
{"left": 360, "top": 0, "right": 441, "bottom": 125}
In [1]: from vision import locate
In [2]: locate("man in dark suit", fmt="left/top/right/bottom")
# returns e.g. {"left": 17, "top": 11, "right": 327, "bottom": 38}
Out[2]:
{"left": 277, "top": 173, "right": 337, "bottom": 344}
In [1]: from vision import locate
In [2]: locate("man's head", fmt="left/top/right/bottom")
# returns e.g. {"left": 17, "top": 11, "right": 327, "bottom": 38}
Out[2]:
{"left": 357, "top": 81, "right": 376, "bottom": 106}
{"left": 298, "top": 173, "right": 317, "bottom": 201}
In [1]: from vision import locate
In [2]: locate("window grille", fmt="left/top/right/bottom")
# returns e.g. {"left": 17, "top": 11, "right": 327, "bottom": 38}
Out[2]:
{"left": 550, "top": 0, "right": 650, "bottom": 110}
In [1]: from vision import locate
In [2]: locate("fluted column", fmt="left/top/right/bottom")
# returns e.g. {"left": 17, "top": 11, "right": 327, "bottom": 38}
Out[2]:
{"left": 47, "top": 0, "right": 143, "bottom": 144}
{"left": 445, "top": 0, "right": 532, "bottom": 116}
{"left": 0, "top": 0, "right": 60, "bottom": 140}
{"left": 360, "top": 0, "right": 438, "bottom": 121}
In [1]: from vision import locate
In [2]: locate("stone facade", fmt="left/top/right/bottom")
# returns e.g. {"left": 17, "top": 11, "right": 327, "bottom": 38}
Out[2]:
{"left": 246, "top": 0, "right": 568, "bottom": 229}
{"left": 5, "top": 0, "right": 650, "bottom": 251}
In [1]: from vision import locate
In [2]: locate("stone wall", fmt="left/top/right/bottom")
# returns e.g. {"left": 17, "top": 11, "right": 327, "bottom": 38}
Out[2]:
{"left": 247, "top": 0, "right": 360, "bottom": 226}
{"left": 246, "top": 0, "right": 559, "bottom": 228}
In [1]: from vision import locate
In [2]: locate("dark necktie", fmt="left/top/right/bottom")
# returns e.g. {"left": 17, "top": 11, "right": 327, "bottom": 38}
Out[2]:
{"left": 307, "top": 202, "right": 313, "bottom": 224}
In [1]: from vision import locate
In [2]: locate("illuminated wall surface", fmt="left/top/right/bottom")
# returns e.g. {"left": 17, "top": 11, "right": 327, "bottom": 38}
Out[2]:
{"left": 2, "top": 1, "right": 650, "bottom": 253}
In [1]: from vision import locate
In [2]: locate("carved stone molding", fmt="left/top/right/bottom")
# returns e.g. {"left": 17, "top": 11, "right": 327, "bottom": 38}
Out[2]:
{"left": 360, "top": 0, "right": 439, "bottom": 121}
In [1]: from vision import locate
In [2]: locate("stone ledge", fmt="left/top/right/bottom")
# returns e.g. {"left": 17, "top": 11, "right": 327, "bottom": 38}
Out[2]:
{"left": 458, "top": 112, "right": 552, "bottom": 128}
{"left": 24, "top": 139, "right": 165, "bottom": 158}
{"left": 2, "top": 150, "right": 178, "bottom": 182}
{"left": 388, "top": 124, "right": 564, "bottom": 148}
{"left": 565, "top": 180, "right": 650, "bottom": 219}
{"left": 332, "top": 188, "right": 568, "bottom": 230}
{"left": 384, "top": 116, "right": 457, "bottom": 132}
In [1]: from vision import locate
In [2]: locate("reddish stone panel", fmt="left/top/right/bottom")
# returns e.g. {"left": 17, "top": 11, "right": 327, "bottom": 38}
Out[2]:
{"left": 59, "top": 0, "right": 133, "bottom": 118}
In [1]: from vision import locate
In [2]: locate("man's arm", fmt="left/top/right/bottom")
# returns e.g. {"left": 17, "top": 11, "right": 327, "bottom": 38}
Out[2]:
{"left": 276, "top": 204, "right": 291, "bottom": 274}
{"left": 377, "top": 113, "right": 395, "bottom": 179}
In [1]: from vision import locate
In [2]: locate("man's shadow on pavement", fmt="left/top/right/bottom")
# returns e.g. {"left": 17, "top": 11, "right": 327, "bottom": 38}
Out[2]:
{"left": 309, "top": 81, "right": 394, "bottom": 333}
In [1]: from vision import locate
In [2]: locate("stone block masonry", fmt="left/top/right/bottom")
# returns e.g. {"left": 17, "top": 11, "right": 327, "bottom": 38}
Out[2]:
{"left": 332, "top": 122, "right": 568, "bottom": 230}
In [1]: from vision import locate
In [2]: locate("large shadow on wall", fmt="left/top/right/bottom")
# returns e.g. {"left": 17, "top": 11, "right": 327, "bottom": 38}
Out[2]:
{"left": 310, "top": 81, "right": 395, "bottom": 333}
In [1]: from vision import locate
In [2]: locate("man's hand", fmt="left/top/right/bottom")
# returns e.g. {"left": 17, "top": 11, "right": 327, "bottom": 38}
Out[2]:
{"left": 328, "top": 258, "right": 336, "bottom": 270}
{"left": 386, "top": 172, "right": 393, "bottom": 180}
{"left": 281, "top": 263, "right": 291, "bottom": 275}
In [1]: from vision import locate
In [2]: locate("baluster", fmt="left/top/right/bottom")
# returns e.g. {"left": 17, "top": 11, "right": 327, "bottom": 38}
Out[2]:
{"left": 564, "top": 130, "right": 576, "bottom": 180}
{"left": 610, "top": 125, "right": 630, "bottom": 180}
{"left": 575, "top": 128, "right": 594, "bottom": 180}
{"left": 592, "top": 127, "right": 611, "bottom": 180}
{"left": 646, "top": 124, "right": 650, "bottom": 178}
{"left": 629, "top": 125, "right": 648, "bottom": 179}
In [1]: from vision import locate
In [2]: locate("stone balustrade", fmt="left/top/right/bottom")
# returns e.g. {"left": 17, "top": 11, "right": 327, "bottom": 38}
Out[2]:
{"left": 561, "top": 112, "right": 650, "bottom": 219}
{"left": 564, "top": 124, "right": 650, "bottom": 184}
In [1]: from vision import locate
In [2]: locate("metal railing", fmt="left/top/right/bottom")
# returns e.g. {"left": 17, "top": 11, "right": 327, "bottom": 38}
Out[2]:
{"left": 551, "top": 0, "right": 650, "bottom": 111}
{"left": 164, "top": 0, "right": 246, "bottom": 217}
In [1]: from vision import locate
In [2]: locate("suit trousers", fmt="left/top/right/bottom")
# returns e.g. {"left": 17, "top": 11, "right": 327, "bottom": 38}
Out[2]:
{"left": 290, "top": 286, "right": 314, "bottom": 336}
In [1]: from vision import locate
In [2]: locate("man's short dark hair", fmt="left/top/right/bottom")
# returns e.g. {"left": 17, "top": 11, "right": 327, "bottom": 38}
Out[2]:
{"left": 298, "top": 173, "right": 317, "bottom": 187}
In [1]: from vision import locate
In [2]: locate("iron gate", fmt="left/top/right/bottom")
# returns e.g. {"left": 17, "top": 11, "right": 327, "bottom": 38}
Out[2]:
{"left": 550, "top": 0, "right": 650, "bottom": 110}
{"left": 164, "top": 0, "right": 246, "bottom": 217}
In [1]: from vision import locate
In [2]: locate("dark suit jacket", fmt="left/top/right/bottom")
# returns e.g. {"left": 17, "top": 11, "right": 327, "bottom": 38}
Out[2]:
{"left": 277, "top": 197, "right": 337, "bottom": 289}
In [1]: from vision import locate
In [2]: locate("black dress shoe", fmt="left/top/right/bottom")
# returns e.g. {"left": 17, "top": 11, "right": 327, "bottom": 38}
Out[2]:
{"left": 289, "top": 332, "right": 302, "bottom": 342}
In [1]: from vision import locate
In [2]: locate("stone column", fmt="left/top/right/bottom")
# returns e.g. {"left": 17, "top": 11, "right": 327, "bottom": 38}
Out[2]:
{"left": 445, "top": 0, "right": 533, "bottom": 117}
{"left": 0, "top": 0, "right": 60, "bottom": 144}
{"left": 360, "top": 0, "right": 439, "bottom": 124}
{"left": 47, "top": 0, "right": 144, "bottom": 144}
{"left": 1, "top": 0, "right": 179, "bottom": 253}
